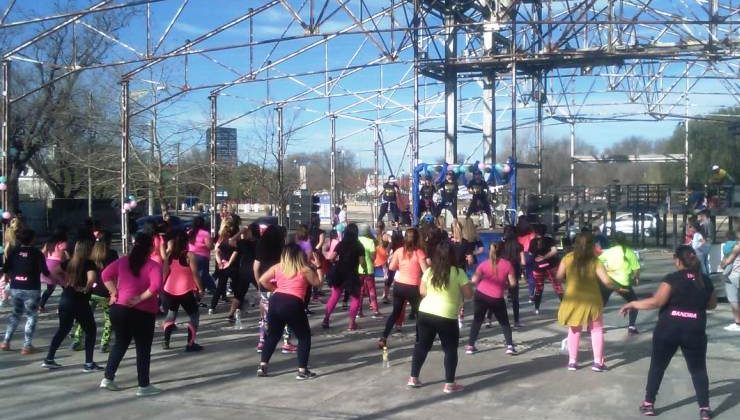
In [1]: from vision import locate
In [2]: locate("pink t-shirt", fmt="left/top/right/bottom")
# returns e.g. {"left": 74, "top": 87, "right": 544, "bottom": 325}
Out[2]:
{"left": 393, "top": 249, "right": 427, "bottom": 286}
{"left": 273, "top": 267, "right": 309, "bottom": 301}
{"left": 518, "top": 232, "right": 535, "bottom": 255}
{"left": 187, "top": 229, "right": 212, "bottom": 257}
{"left": 102, "top": 256, "right": 163, "bottom": 314}
{"left": 164, "top": 257, "right": 197, "bottom": 296}
{"left": 474, "top": 258, "right": 513, "bottom": 299}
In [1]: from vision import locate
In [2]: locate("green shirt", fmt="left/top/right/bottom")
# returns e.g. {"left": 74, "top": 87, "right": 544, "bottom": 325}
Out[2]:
{"left": 418, "top": 267, "right": 470, "bottom": 320}
{"left": 357, "top": 236, "right": 375, "bottom": 275}
{"left": 598, "top": 245, "right": 640, "bottom": 287}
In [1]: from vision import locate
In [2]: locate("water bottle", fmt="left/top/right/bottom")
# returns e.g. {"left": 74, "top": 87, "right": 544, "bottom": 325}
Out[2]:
{"left": 382, "top": 346, "right": 390, "bottom": 368}
{"left": 234, "top": 309, "right": 243, "bottom": 330}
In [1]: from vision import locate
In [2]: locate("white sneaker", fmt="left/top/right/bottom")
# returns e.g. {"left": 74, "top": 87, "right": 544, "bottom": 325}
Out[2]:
{"left": 136, "top": 385, "right": 162, "bottom": 397}
{"left": 723, "top": 323, "right": 740, "bottom": 332}
{"left": 560, "top": 338, "right": 569, "bottom": 355}
{"left": 208, "top": 309, "right": 214, "bottom": 315}
{"left": 100, "top": 378, "right": 121, "bottom": 391}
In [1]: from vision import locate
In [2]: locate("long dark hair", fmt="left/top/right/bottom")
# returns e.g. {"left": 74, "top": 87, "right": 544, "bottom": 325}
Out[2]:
{"left": 65, "top": 240, "right": 94, "bottom": 290}
{"left": 516, "top": 216, "right": 532, "bottom": 236}
{"left": 403, "top": 227, "right": 420, "bottom": 256}
{"left": 430, "top": 241, "right": 456, "bottom": 290}
{"left": 189, "top": 216, "right": 206, "bottom": 244}
{"left": 341, "top": 223, "right": 359, "bottom": 245}
{"left": 572, "top": 232, "right": 596, "bottom": 282}
{"left": 130, "top": 232, "right": 153, "bottom": 277}
{"left": 169, "top": 230, "right": 190, "bottom": 266}
{"left": 674, "top": 245, "right": 705, "bottom": 289}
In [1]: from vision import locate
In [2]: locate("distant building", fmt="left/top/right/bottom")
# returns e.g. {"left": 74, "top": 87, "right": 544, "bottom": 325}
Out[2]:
{"left": 206, "top": 127, "right": 238, "bottom": 166}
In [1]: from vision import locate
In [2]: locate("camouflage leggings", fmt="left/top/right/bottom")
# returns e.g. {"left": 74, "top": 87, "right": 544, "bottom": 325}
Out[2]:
{"left": 72, "top": 294, "right": 111, "bottom": 347}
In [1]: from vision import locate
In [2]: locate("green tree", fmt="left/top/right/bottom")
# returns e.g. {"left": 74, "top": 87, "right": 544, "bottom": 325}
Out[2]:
{"left": 658, "top": 107, "right": 739, "bottom": 187}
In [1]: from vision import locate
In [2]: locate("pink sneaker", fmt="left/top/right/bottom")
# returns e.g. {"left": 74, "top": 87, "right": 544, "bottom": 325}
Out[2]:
{"left": 281, "top": 343, "right": 298, "bottom": 354}
{"left": 443, "top": 383, "right": 464, "bottom": 394}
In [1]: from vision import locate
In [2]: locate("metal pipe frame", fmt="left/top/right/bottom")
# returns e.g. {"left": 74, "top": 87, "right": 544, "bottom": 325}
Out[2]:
{"left": 0, "top": 0, "right": 734, "bottom": 229}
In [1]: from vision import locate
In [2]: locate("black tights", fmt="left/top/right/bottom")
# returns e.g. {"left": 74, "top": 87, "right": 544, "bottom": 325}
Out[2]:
{"left": 645, "top": 326, "right": 709, "bottom": 408}
{"left": 211, "top": 267, "right": 235, "bottom": 310}
{"left": 39, "top": 284, "right": 56, "bottom": 308}
{"left": 470, "top": 292, "right": 513, "bottom": 347}
{"left": 382, "top": 283, "right": 421, "bottom": 339}
{"left": 601, "top": 284, "right": 638, "bottom": 327}
{"left": 261, "top": 293, "right": 311, "bottom": 368}
{"left": 411, "top": 312, "right": 459, "bottom": 383}
{"left": 46, "top": 294, "right": 96, "bottom": 364}
{"left": 105, "top": 305, "right": 155, "bottom": 387}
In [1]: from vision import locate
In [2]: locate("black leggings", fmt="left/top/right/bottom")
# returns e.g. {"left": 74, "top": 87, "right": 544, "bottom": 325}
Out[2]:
{"left": 46, "top": 293, "right": 96, "bottom": 364}
{"left": 39, "top": 284, "right": 56, "bottom": 308}
{"left": 645, "top": 325, "right": 709, "bottom": 408}
{"left": 382, "top": 283, "right": 420, "bottom": 339}
{"left": 435, "top": 199, "right": 457, "bottom": 219}
{"left": 378, "top": 201, "right": 400, "bottom": 223}
{"left": 211, "top": 266, "right": 236, "bottom": 309}
{"left": 601, "top": 284, "right": 638, "bottom": 327}
{"left": 411, "top": 312, "right": 459, "bottom": 383}
{"left": 261, "top": 292, "right": 311, "bottom": 368}
{"left": 232, "top": 270, "right": 256, "bottom": 309}
{"left": 162, "top": 292, "right": 200, "bottom": 346}
{"left": 105, "top": 305, "right": 155, "bottom": 387}
{"left": 470, "top": 291, "right": 513, "bottom": 347}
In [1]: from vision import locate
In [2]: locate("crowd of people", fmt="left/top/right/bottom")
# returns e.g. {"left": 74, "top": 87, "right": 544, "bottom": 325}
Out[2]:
{"left": 0, "top": 208, "right": 731, "bottom": 420}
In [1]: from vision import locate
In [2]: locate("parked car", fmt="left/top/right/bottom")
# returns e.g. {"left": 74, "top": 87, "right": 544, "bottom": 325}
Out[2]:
{"left": 135, "top": 214, "right": 187, "bottom": 234}
{"left": 599, "top": 213, "right": 657, "bottom": 237}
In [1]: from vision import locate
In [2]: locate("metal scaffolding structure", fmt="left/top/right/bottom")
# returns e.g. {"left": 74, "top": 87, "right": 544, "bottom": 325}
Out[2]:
{"left": 0, "top": 0, "right": 737, "bottom": 247}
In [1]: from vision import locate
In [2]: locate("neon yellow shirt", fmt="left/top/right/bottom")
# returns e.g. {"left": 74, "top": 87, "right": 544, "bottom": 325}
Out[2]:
{"left": 357, "top": 236, "right": 375, "bottom": 275}
{"left": 598, "top": 245, "right": 640, "bottom": 287}
{"left": 418, "top": 267, "right": 470, "bottom": 319}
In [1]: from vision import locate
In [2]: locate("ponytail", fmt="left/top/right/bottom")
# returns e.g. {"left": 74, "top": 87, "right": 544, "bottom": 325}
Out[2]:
{"left": 488, "top": 242, "right": 498, "bottom": 274}
{"left": 674, "top": 245, "right": 705, "bottom": 289}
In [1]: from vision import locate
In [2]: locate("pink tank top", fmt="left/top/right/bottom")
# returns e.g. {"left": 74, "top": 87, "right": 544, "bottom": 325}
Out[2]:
{"left": 274, "top": 267, "right": 309, "bottom": 300}
{"left": 150, "top": 235, "right": 164, "bottom": 264}
{"left": 164, "top": 257, "right": 197, "bottom": 296}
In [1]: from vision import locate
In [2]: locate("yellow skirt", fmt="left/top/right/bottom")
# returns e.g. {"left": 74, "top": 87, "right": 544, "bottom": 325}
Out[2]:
{"left": 558, "top": 301, "right": 603, "bottom": 328}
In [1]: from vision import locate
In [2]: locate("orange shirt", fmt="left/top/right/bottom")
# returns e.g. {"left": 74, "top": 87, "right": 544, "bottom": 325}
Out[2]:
{"left": 390, "top": 248, "right": 427, "bottom": 286}
{"left": 374, "top": 245, "right": 389, "bottom": 267}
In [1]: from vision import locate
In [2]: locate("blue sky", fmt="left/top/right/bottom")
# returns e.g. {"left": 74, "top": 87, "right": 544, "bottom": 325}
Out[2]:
{"left": 6, "top": 0, "right": 738, "bottom": 175}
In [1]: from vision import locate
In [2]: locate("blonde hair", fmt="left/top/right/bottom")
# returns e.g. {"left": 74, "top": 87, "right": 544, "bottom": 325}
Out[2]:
{"left": 451, "top": 220, "right": 463, "bottom": 242}
{"left": 90, "top": 240, "right": 109, "bottom": 271}
{"left": 279, "top": 243, "right": 309, "bottom": 278}
{"left": 3, "top": 217, "right": 24, "bottom": 254}
{"left": 462, "top": 218, "right": 478, "bottom": 242}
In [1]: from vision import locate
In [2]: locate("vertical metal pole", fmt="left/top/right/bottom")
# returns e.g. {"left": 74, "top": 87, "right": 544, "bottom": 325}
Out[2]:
{"left": 120, "top": 80, "right": 130, "bottom": 254}
{"left": 412, "top": 0, "right": 420, "bottom": 168}
{"left": 684, "top": 73, "right": 689, "bottom": 201}
{"left": 330, "top": 114, "right": 337, "bottom": 212}
{"left": 536, "top": 73, "right": 543, "bottom": 194}
{"left": 444, "top": 0, "right": 457, "bottom": 164}
{"left": 276, "top": 106, "right": 285, "bottom": 226}
{"left": 510, "top": 26, "right": 517, "bottom": 162}
{"left": 373, "top": 124, "right": 380, "bottom": 221}
{"left": 148, "top": 120, "right": 155, "bottom": 216}
{"left": 1, "top": 60, "right": 9, "bottom": 218}
{"left": 175, "top": 142, "right": 180, "bottom": 216}
{"left": 88, "top": 92, "right": 93, "bottom": 218}
{"left": 570, "top": 121, "right": 575, "bottom": 187}
{"left": 482, "top": 72, "right": 495, "bottom": 165}
{"left": 249, "top": 8, "right": 254, "bottom": 77}
{"left": 209, "top": 95, "right": 217, "bottom": 235}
